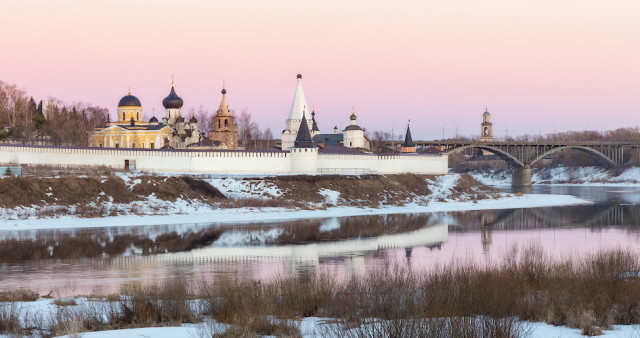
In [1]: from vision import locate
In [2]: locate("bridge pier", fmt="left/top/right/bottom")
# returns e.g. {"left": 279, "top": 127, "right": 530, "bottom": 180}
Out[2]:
{"left": 512, "top": 165, "right": 531, "bottom": 187}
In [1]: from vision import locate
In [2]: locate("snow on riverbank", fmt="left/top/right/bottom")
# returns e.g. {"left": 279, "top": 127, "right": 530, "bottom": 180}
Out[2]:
{"left": 47, "top": 316, "right": 640, "bottom": 338}
{"left": 9, "top": 297, "right": 635, "bottom": 337}
{"left": 471, "top": 166, "right": 640, "bottom": 186}
{"left": 0, "top": 193, "right": 589, "bottom": 231}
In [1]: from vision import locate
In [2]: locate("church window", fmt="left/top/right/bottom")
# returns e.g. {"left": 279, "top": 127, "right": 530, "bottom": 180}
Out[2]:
{"left": 218, "top": 120, "right": 221, "bottom": 129}
{"left": 150, "top": 142, "right": 155, "bottom": 149}
{"left": 137, "top": 112, "right": 139, "bottom": 120}
{"left": 225, "top": 119, "right": 228, "bottom": 127}
{"left": 99, "top": 143, "right": 103, "bottom": 147}
{"left": 131, "top": 143, "right": 135, "bottom": 148}
{"left": 122, "top": 112, "right": 125, "bottom": 120}
{"left": 115, "top": 143, "right": 119, "bottom": 148}
{"left": 350, "top": 142, "right": 353, "bottom": 146}
{"left": 142, "top": 143, "right": 145, "bottom": 148}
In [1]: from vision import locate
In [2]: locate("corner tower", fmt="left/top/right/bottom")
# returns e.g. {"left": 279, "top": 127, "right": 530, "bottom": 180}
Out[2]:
{"left": 480, "top": 108, "right": 493, "bottom": 142}
{"left": 290, "top": 112, "right": 318, "bottom": 173}
{"left": 401, "top": 121, "right": 416, "bottom": 153}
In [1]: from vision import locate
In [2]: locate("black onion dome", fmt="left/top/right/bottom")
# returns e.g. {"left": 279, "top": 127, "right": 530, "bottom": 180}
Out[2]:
{"left": 297, "top": 73, "right": 302, "bottom": 79}
{"left": 118, "top": 94, "right": 142, "bottom": 107}
{"left": 221, "top": 88, "right": 227, "bottom": 95}
{"left": 162, "top": 86, "right": 184, "bottom": 109}
{"left": 189, "top": 115, "right": 198, "bottom": 123}
{"left": 149, "top": 116, "right": 158, "bottom": 123}
{"left": 350, "top": 112, "right": 357, "bottom": 120}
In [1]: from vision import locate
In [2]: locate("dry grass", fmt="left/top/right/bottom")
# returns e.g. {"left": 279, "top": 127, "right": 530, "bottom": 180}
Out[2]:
{"left": 0, "top": 288, "right": 39, "bottom": 302}
{"left": 5, "top": 246, "right": 640, "bottom": 336}
{"left": 199, "top": 245, "right": 640, "bottom": 335}
{"left": 0, "top": 303, "right": 23, "bottom": 336}
{"left": 52, "top": 299, "right": 77, "bottom": 307}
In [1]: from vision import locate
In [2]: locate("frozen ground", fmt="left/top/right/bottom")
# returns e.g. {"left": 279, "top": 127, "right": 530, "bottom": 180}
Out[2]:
{"left": 51, "top": 321, "right": 639, "bottom": 338}
{"left": 0, "top": 193, "right": 589, "bottom": 231}
{"left": 0, "top": 173, "right": 593, "bottom": 231}
{"left": 470, "top": 166, "right": 640, "bottom": 186}
{"left": 2, "top": 297, "right": 635, "bottom": 337}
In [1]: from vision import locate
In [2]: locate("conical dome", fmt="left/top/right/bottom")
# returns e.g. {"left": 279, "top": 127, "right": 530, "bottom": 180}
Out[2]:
{"left": 162, "top": 86, "right": 183, "bottom": 109}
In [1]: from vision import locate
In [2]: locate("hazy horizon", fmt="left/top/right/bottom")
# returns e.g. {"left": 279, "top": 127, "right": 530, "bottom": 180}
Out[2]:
{"left": 2, "top": 0, "right": 639, "bottom": 140}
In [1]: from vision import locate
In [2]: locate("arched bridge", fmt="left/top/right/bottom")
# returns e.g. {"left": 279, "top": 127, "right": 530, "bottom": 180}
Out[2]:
{"left": 411, "top": 141, "right": 639, "bottom": 186}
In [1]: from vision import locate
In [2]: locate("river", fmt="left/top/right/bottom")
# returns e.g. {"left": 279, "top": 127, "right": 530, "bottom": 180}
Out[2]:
{"left": 1, "top": 185, "right": 639, "bottom": 297}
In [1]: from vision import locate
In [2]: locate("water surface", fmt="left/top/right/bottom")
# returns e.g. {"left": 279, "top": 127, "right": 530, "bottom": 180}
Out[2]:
{"left": 2, "top": 185, "right": 639, "bottom": 296}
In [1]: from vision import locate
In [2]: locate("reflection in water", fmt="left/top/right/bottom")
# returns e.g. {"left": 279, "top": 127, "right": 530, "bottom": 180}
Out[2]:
{"left": 1, "top": 186, "right": 640, "bottom": 296}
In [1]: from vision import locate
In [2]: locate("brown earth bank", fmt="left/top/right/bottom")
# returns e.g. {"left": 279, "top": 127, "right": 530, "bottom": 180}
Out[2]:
{"left": 0, "top": 172, "right": 502, "bottom": 218}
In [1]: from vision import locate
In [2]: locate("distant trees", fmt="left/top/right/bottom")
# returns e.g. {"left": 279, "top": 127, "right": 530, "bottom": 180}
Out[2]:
{"left": 0, "top": 80, "right": 108, "bottom": 145}
{"left": 234, "top": 108, "right": 274, "bottom": 150}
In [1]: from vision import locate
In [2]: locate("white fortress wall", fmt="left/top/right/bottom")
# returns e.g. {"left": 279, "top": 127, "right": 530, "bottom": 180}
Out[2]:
{"left": 377, "top": 154, "right": 449, "bottom": 174}
{"left": 0, "top": 145, "right": 448, "bottom": 175}
{"left": 0, "top": 145, "right": 290, "bottom": 174}
{"left": 317, "top": 153, "right": 378, "bottom": 174}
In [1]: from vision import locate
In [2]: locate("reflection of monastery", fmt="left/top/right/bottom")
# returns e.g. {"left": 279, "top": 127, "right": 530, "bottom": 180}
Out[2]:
{"left": 0, "top": 74, "right": 447, "bottom": 175}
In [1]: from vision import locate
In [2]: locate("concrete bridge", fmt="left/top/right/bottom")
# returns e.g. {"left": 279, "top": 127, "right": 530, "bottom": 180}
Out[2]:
{"left": 410, "top": 141, "right": 639, "bottom": 186}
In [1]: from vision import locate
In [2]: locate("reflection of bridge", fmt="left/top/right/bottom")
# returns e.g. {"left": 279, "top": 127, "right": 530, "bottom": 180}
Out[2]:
{"left": 412, "top": 141, "right": 639, "bottom": 186}
{"left": 480, "top": 204, "right": 626, "bottom": 229}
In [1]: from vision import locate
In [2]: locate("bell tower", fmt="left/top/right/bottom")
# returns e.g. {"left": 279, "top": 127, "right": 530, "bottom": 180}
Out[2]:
{"left": 480, "top": 108, "right": 493, "bottom": 142}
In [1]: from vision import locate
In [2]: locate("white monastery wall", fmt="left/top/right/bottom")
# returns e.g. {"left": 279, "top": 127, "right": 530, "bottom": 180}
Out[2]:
{"left": 0, "top": 145, "right": 290, "bottom": 174}
{"left": 0, "top": 145, "right": 448, "bottom": 175}
{"left": 377, "top": 154, "right": 448, "bottom": 174}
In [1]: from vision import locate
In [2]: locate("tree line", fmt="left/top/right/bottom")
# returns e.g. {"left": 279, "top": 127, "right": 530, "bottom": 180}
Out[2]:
{"left": 0, "top": 80, "right": 108, "bottom": 145}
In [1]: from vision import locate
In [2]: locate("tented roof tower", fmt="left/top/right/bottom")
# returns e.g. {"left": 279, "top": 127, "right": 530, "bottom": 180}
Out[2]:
{"left": 294, "top": 113, "right": 314, "bottom": 148}
{"left": 285, "top": 74, "right": 313, "bottom": 133}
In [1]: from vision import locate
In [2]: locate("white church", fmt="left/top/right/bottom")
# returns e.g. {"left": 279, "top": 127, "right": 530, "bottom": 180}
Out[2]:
{"left": 281, "top": 74, "right": 367, "bottom": 151}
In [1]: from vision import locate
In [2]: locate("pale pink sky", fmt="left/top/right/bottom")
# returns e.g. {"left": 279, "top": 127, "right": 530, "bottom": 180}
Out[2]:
{"left": 2, "top": 0, "right": 639, "bottom": 139}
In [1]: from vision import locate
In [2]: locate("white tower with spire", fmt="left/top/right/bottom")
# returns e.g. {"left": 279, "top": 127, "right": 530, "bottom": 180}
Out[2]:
{"left": 281, "top": 73, "right": 314, "bottom": 150}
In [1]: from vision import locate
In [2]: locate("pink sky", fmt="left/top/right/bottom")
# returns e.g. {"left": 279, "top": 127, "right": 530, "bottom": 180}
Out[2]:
{"left": 2, "top": 0, "right": 639, "bottom": 139}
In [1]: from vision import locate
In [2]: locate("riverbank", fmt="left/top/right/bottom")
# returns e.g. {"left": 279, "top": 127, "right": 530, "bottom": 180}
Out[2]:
{"left": 470, "top": 166, "right": 640, "bottom": 186}
{"left": 2, "top": 246, "right": 639, "bottom": 337}
{"left": 0, "top": 171, "right": 590, "bottom": 230}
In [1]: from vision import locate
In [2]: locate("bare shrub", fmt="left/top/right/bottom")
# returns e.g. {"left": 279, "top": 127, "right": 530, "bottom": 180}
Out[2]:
{"left": 53, "top": 298, "right": 78, "bottom": 306}
{"left": 0, "top": 303, "right": 23, "bottom": 336}
{"left": 118, "top": 280, "right": 197, "bottom": 326}
{"left": 0, "top": 288, "right": 39, "bottom": 302}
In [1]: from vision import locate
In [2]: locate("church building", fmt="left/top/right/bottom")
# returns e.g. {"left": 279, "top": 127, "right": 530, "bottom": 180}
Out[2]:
{"left": 88, "top": 91, "right": 171, "bottom": 149}
{"left": 281, "top": 73, "right": 368, "bottom": 151}
{"left": 89, "top": 79, "right": 202, "bottom": 149}
{"left": 209, "top": 85, "right": 238, "bottom": 149}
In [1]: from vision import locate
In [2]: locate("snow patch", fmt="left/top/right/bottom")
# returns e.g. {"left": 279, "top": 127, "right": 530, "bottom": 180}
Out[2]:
{"left": 206, "top": 178, "right": 283, "bottom": 199}
{"left": 318, "top": 189, "right": 341, "bottom": 205}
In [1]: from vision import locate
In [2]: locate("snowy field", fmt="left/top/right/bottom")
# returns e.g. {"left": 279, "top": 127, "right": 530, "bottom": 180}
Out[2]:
{"left": 471, "top": 166, "right": 640, "bottom": 186}
{"left": 3, "top": 297, "right": 637, "bottom": 337}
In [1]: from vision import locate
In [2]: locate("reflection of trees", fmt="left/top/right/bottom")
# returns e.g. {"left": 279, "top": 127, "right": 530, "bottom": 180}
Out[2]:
{"left": 271, "top": 214, "right": 435, "bottom": 245}
{"left": 0, "top": 214, "right": 437, "bottom": 262}
{"left": 0, "top": 228, "right": 224, "bottom": 262}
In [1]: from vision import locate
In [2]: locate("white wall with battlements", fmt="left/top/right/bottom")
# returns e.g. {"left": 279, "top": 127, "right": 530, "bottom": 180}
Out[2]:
{"left": 0, "top": 145, "right": 448, "bottom": 175}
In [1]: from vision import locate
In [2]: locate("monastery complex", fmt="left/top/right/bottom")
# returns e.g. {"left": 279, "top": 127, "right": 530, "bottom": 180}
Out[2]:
{"left": 0, "top": 74, "right": 448, "bottom": 175}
